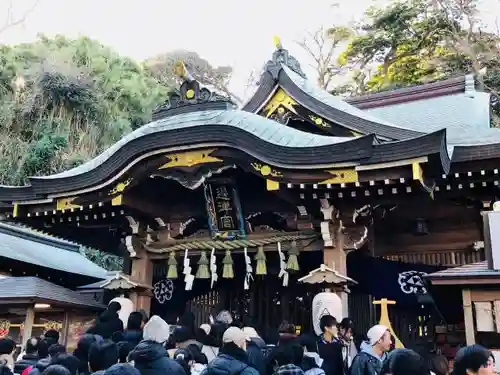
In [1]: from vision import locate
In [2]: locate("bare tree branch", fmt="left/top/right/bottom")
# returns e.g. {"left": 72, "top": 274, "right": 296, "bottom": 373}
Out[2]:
{"left": 0, "top": 0, "right": 40, "bottom": 36}
{"left": 295, "top": 26, "right": 352, "bottom": 90}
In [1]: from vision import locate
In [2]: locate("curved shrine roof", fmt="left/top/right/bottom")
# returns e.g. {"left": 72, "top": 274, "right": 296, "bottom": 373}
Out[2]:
{"left": 242, "top": 41, "right": 500, "bottom": 164}
{"left": 0, "top": 105, "right": 448, "bottom": 201}
{"left": 42, "top": 109, "right": 361, "bottom": 181}
{"left": 279, "top": 65, "right": 423, "bottom": 140}
{"left": 0, "top": 54, "right": 469, "bottom": 201}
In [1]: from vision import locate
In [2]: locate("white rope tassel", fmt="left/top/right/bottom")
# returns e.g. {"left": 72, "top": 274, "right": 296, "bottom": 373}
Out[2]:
{"left": 210, "top": 248, "right": 218, "bottom": 288}
{"left": 277, "top": 242, "right": 289, "bottom": 286}
{"left": 183, "top": 249, "right": 194, "bottom": 290}
{"left": 244, "top": 247, "right": 253, "bottom": 290}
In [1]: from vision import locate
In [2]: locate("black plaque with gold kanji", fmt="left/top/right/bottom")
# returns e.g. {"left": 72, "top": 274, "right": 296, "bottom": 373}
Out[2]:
{"left": 204, "top": 181, "right": 245, "bottom": 239}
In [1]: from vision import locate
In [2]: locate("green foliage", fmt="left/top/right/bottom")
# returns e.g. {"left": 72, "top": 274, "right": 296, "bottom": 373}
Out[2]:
{"left": 339, "top": 0, "right": 458, "bottom": 93}
{"left": 0, "top": 35, "right": 169, "bottom": 185}
{"left": 334, "top": 0, "right": 500, "bottom": 123}
{"left": 80, "top": 247, "right": 123, "bottom": 271}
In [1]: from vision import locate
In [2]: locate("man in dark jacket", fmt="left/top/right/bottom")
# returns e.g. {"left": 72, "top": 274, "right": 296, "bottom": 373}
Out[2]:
{"left": 87, "top": 302, "right": 124, "bottom": 340}
{"left": 43, "top": 331, "right": 60, "bottom": 348}
{"left": 273, "top": 344, "right": 305, "bottom": 375}
{"left": 128, "top": 316, "right": 186, "bottom": 375}
{"left": 88, "top": 340, "right": 119, "bottom": 375}
{"left": 50, "top": 354, "right": 81, "bottom": 375}
{"left": 349, "top": 325, "right": 391, "bottom": 375}
{"left": 122, "top": 312, "right": 143, "bottom": 348}
{"left": 201, "top": 326, "right": 258, "bottom": 375}
{"left": 316, "top": 315, "right": 343, "bottom": 375}
{"left": 15, "top": 338, "right": 39, "bottom": 375}
{"left": 242, "top": 327, "right": 266, "bottom": 375}
{"left": 26, "top": 339, "right": 66, "bottom": 375}
{"left": 266, "top": 322, "right": 301, "bottom": 375}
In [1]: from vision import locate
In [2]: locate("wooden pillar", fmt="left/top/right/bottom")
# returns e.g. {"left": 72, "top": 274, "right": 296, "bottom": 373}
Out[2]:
{"left": 320, "top": 200, "right": 349, "bottom": 318}
{"left": 129, "top": 255, "right": 153, "bottom": 315}
{"left": 462, "top": 288, "right": 475, "bottom": 345}
{"left": 22, "top": 306, "right": 35, "bottom": 347}
{"left": 61, "top": 311, "right": 70, "bottom": 347}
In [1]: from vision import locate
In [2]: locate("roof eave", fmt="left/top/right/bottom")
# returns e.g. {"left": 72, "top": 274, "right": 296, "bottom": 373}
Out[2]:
{"left": 0, "top": 296, "right": 105, "bottom": 310}
{"left": 346, "top": 75, "right": 467, "bottom": 109}
{"left": 241, "top": 71, "right": 277, "bottom": 113}
{"left": 426, "top": 274, "right": 500, "bottom": 285}
{"left": 0, "top": 128, "right": 375, "bottom": 201}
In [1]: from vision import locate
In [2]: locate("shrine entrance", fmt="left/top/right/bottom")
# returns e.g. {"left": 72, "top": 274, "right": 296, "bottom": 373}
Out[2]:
{"left": 150, "top": 250, "right": 323, "bottom": 332}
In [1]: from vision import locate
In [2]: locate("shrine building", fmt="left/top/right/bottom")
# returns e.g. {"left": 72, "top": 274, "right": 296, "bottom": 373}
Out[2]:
{"left": 1, "top": 39, "right": 499, "bottom": 349}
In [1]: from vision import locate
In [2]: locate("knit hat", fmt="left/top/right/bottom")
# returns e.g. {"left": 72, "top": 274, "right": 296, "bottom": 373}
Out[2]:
{"left": 143, "top": 315, "right": 170, "bottom": 343}
{"left": 367, "top": 325, "right": 389, "bottom": 346}
{"left": 222, "top": 327, "right": 249, "bottom": 348}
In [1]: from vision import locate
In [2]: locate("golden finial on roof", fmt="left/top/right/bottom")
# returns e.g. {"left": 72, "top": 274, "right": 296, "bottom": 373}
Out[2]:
{"left": 173, "top": 61, "right": 194, "bottom": 82}
{"left": 273, "top": 35, "right": 282, "bottom": 49}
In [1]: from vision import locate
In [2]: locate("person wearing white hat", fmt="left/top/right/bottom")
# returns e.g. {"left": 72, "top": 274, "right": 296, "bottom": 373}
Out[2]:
{"left": 349, "top": 325, "right": 391, "bottom": 375}
{"left": 201, "top": 327, "right": 259, "bottom": 375}
{"left": 128, "top": 316, "right": 186, "bottom": 375}
{"left": 242, "top": 327, "right": 266, "bottom": 375}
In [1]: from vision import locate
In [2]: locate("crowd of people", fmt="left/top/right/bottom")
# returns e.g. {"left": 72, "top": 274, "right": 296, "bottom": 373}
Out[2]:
{"left": 0, "top": 302, "right": 496, "bottom": 375}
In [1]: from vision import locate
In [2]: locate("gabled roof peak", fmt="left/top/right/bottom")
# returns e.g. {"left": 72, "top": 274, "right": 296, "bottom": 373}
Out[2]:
{"left": 153, "top": 61, "right": 235, "bottom": 121}
{"left": 262, "top": 36, "right": 306, "bottom": 81}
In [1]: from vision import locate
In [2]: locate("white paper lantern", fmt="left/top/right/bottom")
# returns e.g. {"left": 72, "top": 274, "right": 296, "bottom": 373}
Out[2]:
{"left": 110, "top": 297, "right": 134, "bottom": 328}
{"left": 312, "top": 291, "right": 343, "bottom": 336}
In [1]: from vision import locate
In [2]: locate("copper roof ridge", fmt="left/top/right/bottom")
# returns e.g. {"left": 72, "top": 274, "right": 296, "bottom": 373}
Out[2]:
{"left": 346, "top": 75, "right": 467, "bottom": 109}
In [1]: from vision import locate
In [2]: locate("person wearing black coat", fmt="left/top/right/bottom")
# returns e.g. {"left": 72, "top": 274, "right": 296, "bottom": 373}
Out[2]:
{"left": 316, "top": 316, "right": 344, "bottom": 375}
{"left": 87, "top": 302, "right": 124, "bottom": 340}
{"left": 122, "top": 312, "right": 144, "bottom": 348}
{"left": 265, "top": 322, "right": 302, "bottom": 375}
{"left": 73, "top": 334, "right": 103, "bottom": 375}
{"left": 200, "top": 327, "right": 259, "bottom": 375}
{"left": 242, "top": 327, "right": 266, "bottom": 375}
{"left": 128, "top": 316, "right": 186, "bottom": 375}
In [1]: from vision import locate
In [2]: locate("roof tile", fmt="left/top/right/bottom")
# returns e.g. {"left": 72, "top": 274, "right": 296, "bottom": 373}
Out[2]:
{"left": 0, "top": 222, "right": 107, "bottom": 279}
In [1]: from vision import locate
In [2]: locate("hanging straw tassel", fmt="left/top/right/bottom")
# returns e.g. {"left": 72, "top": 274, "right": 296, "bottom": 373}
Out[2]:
{"left": 255, "top": 246, "right": 267, "bottom": 275}
{"left": 167, "top": 251, "right": 178, "bottom": 279}
{"left": 286, "top": 240, "right": 300, "bottom": 271}
{"left": 222, "top": 250, "right": 234, "bottom": 279}
{"left": 196, "top": 251, "right": 210, "bottom": 279}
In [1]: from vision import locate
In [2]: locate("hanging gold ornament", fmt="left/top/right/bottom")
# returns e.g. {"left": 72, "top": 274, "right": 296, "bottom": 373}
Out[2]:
{"left": 286, "top": 240, "right": 300, "bottom": 271}
{"left": 196, "top": 251, "right": 210, "bottom": 279}
{"left": 222, "top": 250, "right": 234, "bottom": 279}
{"left": 255, "top": 246, "right": 267, "bottom": 275}
{"left": 167, "top": 251, "right": 178, "bottom": 279}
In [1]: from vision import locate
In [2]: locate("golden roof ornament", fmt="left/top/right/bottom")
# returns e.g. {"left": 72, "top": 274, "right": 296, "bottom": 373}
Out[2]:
{"left": 273, "top": 35, "right": 283, "bottom": 50}
{"left": 173, "top": 61, "right": 194, "bottom": 83}
{"left": 152, "top": 60, "right": 234, "bottom": 121}
{"left": 263, "top": 36, "right": 306, "bottom": 80}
